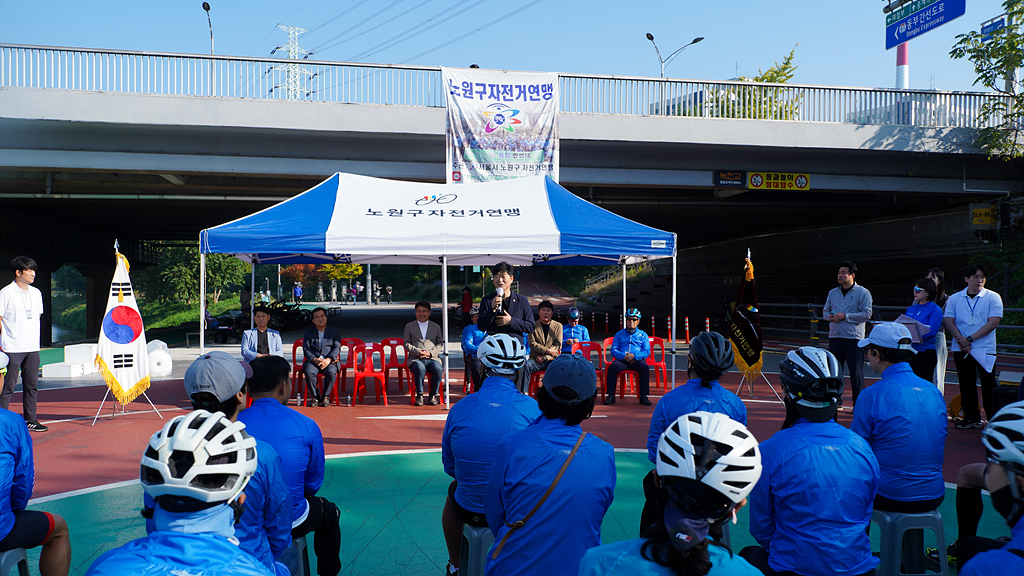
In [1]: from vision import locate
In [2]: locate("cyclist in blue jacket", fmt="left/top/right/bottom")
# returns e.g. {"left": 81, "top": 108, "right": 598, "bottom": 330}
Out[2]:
{"left": 460, "top": 306, "right": 486, "bottom": 391}
{"left": 605, "top": 308, "right": 652, "bottom": 405}
{"left": 741, "top": 346, "right": 880, "bottom": 576}
{"left": 561, "top": 307, "right": 590, "bottom": 354}
{"left": 959, "top": 401, "right": 1024, "bottom": 575}
{"left": 87, "top": 411, "right": 273, "bottom": 576}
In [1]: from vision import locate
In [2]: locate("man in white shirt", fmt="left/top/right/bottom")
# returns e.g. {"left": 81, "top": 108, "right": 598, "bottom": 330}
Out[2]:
{"left": 0, "top": 257, "right": 47, "bottom": 432}
{"left": 944, "top": 263, "right": 1003, "bottom": 429}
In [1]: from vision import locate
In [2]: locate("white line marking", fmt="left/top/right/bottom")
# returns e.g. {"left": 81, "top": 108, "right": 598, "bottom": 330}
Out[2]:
{"left": 29, "top": 479, "right": 141, "bottom": 505}
{"left": 41, "top": 407, "right": 185, "bottom": 425}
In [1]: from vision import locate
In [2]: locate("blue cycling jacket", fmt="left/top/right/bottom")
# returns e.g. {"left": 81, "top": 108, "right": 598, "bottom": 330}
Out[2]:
{"left": 442, "top": 375, "right": 541, "bottom": 513}
{"left": 86, "top": 531, "right": 275, "bottom": 576}
{"left": 647, "top": 378, "right": 747, "bottom": 463}
{"left": 0, "top": 409, "right": 33, "bottom": 541}
{"left": 578, "top": 537, "right": 763, "bottom": 576}
{"left": 561, "top": 324, "right": 591, "bottom": 354}
{"left": 611, "top": 329, "right": 650, "bottom": 362}
{"left": 485, "top": 416, "right": 615, "bottom": 576}
{"left": 851, "top": 362, "right": 947, "bottom": 502}
{"left": 749, "top": 419, "right": 879, "bottom": 576}
{"left": 461, "top": 324, "right": 486, "bottom": 356}
{"left": 959, "top": 518, "right": 1024, "bottom": 576}
{"left": 904, "top": 302, "right": 944, "bottom": 351}
{"left": 240, "top": 398, "right": 325, "bottom": 526}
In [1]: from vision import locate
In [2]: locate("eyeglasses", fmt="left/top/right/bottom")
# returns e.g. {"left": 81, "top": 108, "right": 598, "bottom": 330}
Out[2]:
{"left": 913, "top": 287, "right": 924, "bottom": 293}
{"left": 626, "top": 317, "right": 640, "bottom": 322}
{"left": 970, "top": 275, "right": 986, "bottom": 280}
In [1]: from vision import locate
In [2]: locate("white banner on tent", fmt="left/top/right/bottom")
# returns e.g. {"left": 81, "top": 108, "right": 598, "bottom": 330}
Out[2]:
{"left": 443, "top": 67, "right": 559, "bottom": 185}
{"left": 325, "top": 173, "right": 560, "bottom": 256}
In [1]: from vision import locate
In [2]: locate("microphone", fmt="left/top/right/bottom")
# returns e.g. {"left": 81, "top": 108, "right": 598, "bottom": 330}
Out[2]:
{"left": 495, "top": 287, "right": 504, "bottom": 315}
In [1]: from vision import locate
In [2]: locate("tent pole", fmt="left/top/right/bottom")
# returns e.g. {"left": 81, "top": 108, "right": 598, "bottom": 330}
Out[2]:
{"left": 621, "top": 263, "right": 627, "bottom": 328}
{"left": 200, "top": 250, "right": 207, "bottom": 354}
{"left": 441, "top": 256, "right": 450, "bottom": 408}
{"left": 671, "top": 248, "right": 677, "bottom": 390}
{"left": 250, "top": 261, "right": 256, "bottom": 329}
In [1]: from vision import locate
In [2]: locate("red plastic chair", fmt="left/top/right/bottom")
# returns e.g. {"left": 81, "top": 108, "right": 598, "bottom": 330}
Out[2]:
{"left": 408, "top": 366, "right": 447, "bottom": 405}
{"left": 337, "top": 338, "right": 365, "bottom": 394}
{"left": 463, "top": 353, "right": 476, "bottom": 394}
{"left": 381, "top": 338, "right": 410, "bottom": 392}
{"left": 647, "top": 337, "right": 669, "bottom": 390}
{"left": 528, "top": 371, "right": 545, "bottom": 396}
{"left": 572, "top": 341, "right": 607, "bottom": 402}
{"left": 352, "top": 343, "right": 388, "bottom": 406}
{"left": 603, "top": 337, "right": 638, "bottom": 399}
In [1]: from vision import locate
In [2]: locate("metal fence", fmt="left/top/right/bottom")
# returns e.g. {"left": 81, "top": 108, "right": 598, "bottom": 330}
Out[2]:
{"left": 1, "top": 44, "right": 1010, "bottom": 128}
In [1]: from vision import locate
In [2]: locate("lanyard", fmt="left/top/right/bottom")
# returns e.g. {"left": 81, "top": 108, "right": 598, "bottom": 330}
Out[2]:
{"left": 965, "top": 293, "right": 981, "bottom": 318}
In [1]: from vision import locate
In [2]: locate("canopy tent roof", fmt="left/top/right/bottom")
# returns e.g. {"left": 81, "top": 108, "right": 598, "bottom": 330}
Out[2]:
{"left": 199, "top": 173, "right": 675, "bottom": 264}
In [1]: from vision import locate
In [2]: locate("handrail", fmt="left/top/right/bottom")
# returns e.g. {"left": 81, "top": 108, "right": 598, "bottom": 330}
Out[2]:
{"left": 0, "top": 43, "right": 1010, "bottom": 128}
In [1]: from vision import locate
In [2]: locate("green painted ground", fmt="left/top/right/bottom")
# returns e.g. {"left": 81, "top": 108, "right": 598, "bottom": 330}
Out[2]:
{"left": 26, "top": 452, "right": 1010, "bottom": 575}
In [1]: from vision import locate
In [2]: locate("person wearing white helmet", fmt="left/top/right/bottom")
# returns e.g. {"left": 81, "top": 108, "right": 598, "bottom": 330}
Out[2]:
{"left": 441, "top": 334, "right": 540, "bottom": 576}
{"left": 958, "top": 400, "right": 1024, "bottom": 575}
{"left": 460, "top": 306, "right": 486, "bottom": 391}
{"left": 741, "top": 346, "right": 880, "bottom": 576}
{"left": 580, "top": 412, "right": 762, "bottom": 575}
{"left": 87, "top": 411, "right": 272, "bottom": 576}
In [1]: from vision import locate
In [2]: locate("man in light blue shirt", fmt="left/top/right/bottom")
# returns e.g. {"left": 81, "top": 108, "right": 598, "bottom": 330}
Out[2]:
{"left": 241, "top": 305, "right": 284, "bottom": 362}
{"left": 822, "top": 260, "right": 873, "bottom": 406}
{"left": 605, "top": 308, "right": 652, "bottom": 405}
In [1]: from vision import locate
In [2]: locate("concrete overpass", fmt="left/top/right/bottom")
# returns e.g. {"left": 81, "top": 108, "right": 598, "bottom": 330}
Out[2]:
{"left": 1, "top": 44, "right": 1020, "bottom": 339}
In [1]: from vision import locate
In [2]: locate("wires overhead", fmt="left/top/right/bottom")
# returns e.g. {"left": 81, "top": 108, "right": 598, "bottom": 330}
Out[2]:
{"left": 304, "top": 0, "right": 373, "bottom": 36}
{"left": 399, "top": 0, "right": 545, "bottom": 64}
{"left": 346, "top": 0, "right": 484, "bottom": 62}
{"left": 311, "top": 0, "right": 433, "bottom": 53}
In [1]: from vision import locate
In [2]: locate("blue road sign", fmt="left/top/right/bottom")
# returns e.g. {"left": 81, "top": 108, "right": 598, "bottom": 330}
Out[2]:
{"left": 886, "top": 0, "right": 966, "bottom": 50}
{"left": 981, "top": 17, "right": 1006, "bottom": 42}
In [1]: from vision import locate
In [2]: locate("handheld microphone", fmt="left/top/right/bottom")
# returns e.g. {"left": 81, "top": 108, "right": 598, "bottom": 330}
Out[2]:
{"left": 495, "top": 287, "right": 504, "bottom": 315}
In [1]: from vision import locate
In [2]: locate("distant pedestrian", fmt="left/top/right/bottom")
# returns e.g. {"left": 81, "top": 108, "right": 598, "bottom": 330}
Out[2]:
{"left": 822, "top": 260, "right": 872, "bottom": 407}
{"left": 944, "top": 264, "right": 1002, "bottom": 429}
{"left": 0, "top": 256, "right": 47, "bottom": 432}
{"left": 241, "top": 286, "right": 252, "bottom": 311}
{"left": 293, "top": 283, "right": 303, "bottom": 304}
{"left": 386, "top": 285, "right": 393, "bottom": 304}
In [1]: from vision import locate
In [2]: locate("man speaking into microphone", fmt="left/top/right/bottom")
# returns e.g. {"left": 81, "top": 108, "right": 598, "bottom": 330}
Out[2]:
{"left": 478, "top": 262, "right": 535, "bottom": 391}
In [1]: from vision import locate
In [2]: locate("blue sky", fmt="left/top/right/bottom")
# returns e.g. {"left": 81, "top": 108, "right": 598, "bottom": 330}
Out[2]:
{"left": 0, "top": 0, "right": 1009, "bottom": 92}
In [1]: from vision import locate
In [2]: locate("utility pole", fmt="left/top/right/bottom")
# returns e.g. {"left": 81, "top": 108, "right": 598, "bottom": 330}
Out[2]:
{"left": 275, "top": 25, "right": 311, "bottom": 101}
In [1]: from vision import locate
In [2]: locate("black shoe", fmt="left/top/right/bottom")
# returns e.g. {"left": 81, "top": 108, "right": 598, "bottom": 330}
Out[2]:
{"left": 415, "top": 394, "right": 424, "bottom": 406}
{"left": 428, "top": 395, "right": 440, "bottom": 406}
{"left": 603, "top": 395, "right": 616, "bottom": 405}
{"left": 639, "top": 396, "right": 652, "bottom": 406}
{"left": 26, "top": 420, "right": 48, "bottom": 432}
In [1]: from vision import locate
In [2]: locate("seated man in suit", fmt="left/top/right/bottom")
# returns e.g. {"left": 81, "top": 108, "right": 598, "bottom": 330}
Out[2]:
{"left": 303, "top": 307, "right": 342, "bottom": 407}
{"left": 242, "top": 305, "right": 284, "bottom": 362}
{"left": 403, "top": 301, "right": 444, "bottom": 406}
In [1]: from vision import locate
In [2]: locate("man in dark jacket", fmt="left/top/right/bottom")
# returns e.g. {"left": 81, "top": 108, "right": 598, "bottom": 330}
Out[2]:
{"left": 477, "top": 262, "right": 535, "bottom": 391}
{"left": 303, "top": 307, "right": 343, "bottom": 407}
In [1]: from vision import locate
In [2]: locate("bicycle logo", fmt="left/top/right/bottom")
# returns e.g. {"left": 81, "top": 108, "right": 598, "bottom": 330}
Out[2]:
{"left": 415, "top": 194, "right": 457, "bottom": 206}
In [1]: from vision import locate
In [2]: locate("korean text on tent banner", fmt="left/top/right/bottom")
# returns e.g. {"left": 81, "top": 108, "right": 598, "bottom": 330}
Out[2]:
{"left": 729, "top": 255, "right": 764, "bottom": 381}
{"left": 95, "top": 252, "right": 150, "bottom": 404}
{"left": 442, "top": 67, "right": 559, "bottom": 184}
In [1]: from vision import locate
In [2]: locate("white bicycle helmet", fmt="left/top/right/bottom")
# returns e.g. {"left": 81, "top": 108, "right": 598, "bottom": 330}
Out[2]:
{"left": 656, "top": 411, "right": 762, "bottom": 506}
{"left": 983, "top": 401, "right": 1024, "bottom": 476}
{"left": 477, "top": 334, "right": 527, "bottom": 375}
{"left": 141, "top": 410, "right": 257, "bottom": 506}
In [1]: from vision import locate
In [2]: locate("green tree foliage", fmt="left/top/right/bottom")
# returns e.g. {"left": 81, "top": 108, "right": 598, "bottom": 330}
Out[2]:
{"left": 134, "top": 244, "right": 247, "bottom": 304}
{"left": 52, "top": 264, "right": 86, "bottom": 294}
{"left": 709, "top": 47, "right": 800, "bottom": 120}
{"left": 322, "top": 263, "right": 364, "bottom": 281}
{"left": 950, "top": 0, "right": 1024, "bottom": 158}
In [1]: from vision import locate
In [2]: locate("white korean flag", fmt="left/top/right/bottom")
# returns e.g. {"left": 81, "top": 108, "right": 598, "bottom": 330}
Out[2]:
{"left": 95, "top": 252, "right": 150, "bottom": 404}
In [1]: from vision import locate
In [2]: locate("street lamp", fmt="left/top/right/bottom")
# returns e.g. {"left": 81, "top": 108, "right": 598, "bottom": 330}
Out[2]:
{"left": 646, "top": 33, "right": 704, "bottom": 78}
{"left": 203, "top": 2, "right": 214, "bottom": 95}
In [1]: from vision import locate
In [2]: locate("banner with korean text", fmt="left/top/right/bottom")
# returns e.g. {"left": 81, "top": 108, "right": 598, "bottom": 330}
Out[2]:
{"left": 95, "top": 251, "right": 150, "bottom": 405}
{"left": 442, "top": 67, "right": 558, "bottom": 184}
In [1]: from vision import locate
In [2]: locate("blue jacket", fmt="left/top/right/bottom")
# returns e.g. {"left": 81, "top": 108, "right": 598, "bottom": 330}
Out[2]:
{"left": 561, "top": 323, "right": 591, "bottom": 354}
{"left": 241, "top": 328, "right": 285, "bottom": 362}
{"left": 611, "top": 329, "right": 651, "bottom": 362}
{"left": 239, "top": 398, "right": 325, "bottom": 526}
{"left": 461, "top": 324, "right": 487, "bottom": 356}
{"left": 647, "top": 378, "right": 747, "bottom": 463}
{"left": 87, "top": 531, "right": 275, "bottom": 576}
{"left": 143, "top": 438, "right": 291, "bottom": 570}
{"left": 851, "top": 363, "right": 947, "bottom": 502}
{"left": 749, "top": 419, "right": 879, "bottom": 576}
{"left": 442, "top": 376, "right": 541, "bottom": 513}
{"left": 578, "top": 537, "right": 763, "bottom": 576}
{"left": 904, "top": 301, "right": 944, "bottom": 351}
{"left": 0, "top": 409, "right": 33, "bottom": 541}
{"left": 959, "top": 517, "right": 1024, "bottom": 576}
{"left": 485, "top": 416, "right": 615, "bottom": 576}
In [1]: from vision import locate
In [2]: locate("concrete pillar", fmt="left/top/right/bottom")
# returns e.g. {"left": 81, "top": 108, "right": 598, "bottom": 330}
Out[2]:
{"left": 35, "top": 263, "right": 53, "bottom": 348}
{"left": 84, "top": 276, "right": 108, "bottom": 339}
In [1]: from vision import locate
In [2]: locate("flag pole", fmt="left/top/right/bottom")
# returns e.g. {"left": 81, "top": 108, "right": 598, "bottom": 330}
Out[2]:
{"left": 200, "top": 249, "right": 207, "bottom": 354}
{"left": 671, "top": 244, "right": 677, "bottom": 390}
{"left": 441, "top": 255, "right": 450, "bottom": 408}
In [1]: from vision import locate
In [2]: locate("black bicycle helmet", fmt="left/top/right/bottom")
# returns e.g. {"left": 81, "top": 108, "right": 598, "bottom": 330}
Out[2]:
{"left": 778, "top": 347, "right": 844, "bottom": 422}
{"left": 686, "top": 331, "right": 734, "bottom": 379}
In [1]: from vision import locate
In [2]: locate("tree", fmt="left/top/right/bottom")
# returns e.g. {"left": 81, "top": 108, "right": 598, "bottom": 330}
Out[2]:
{"left": 321, "top": 263, "right": 363, "bottom": 281}
{"left": 950, "top": 0, "right": 1023, "bottom": 158}
{"left": 280, "top": 264, "right": 323, "bottom": 287}
{"left": 709, "top": 47, "right": 800, "bottom": 120}
{"left": 133, "top": 244, "right": 247, "bottom": 304}
{"left": 53, "top": 264, "right": 86, "bottom": 294}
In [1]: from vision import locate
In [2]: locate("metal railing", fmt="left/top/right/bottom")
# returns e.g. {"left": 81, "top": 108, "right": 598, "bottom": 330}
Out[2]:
{"left": 1, "top": 44, "right": 1011, "bottom": 128}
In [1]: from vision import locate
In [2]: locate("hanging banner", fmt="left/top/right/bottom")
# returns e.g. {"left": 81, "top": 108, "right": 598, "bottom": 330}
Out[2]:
{"left": 729, "top": 254, "right": 764, "bottom": 382}
{"left": 443, "top": 67, "right": 559, "bottom": 184}
{"left": 95, "top": 251, "right": 150, "bottom": 405}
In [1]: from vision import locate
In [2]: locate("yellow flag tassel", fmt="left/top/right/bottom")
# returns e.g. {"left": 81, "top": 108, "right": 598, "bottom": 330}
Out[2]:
{"left": 731, "top": 340, "right": 764, "bottom": 383}
{"left": 95, "top": 355, "right": 151, "bottom": 405}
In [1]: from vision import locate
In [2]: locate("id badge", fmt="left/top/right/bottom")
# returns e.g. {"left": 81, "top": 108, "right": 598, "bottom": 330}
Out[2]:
{"left": 26, "top": 310, "right": 33, "bottom": 320}
{"left": 968, "top": 316, "right": 976, "bottom": 326}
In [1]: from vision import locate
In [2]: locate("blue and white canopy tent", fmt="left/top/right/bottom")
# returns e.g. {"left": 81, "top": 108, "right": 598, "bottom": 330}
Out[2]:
{"left": 199, "top": 172, "right": 678, "bottom": 403}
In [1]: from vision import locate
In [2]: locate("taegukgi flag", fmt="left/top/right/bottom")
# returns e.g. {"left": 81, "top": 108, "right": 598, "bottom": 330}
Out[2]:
{"left": 442, "top": 67, "right": 559, "bottom": 184}
{"left": 95, "top": 251, "right": 150, "bottom": 404}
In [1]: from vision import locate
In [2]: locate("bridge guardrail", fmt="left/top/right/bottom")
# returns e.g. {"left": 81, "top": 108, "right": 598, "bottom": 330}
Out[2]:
{"left": 0, "top": 44, "right": 1010, "bottom": 129}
